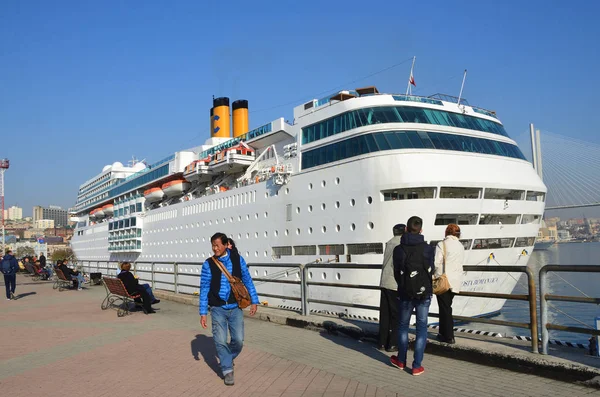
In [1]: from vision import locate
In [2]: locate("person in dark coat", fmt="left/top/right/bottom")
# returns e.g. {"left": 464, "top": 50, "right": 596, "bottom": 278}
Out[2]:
{"left": 117, "top": 263, "right": 155, "bottom": 314}
{"left": 58, "top": 260, "right": 84, "bottom": 290}
{"left": 1, "top": 249, "right": 19, "bottom": 300}
{"left": 39, "top": 253, "right": 46, "bottom": 268}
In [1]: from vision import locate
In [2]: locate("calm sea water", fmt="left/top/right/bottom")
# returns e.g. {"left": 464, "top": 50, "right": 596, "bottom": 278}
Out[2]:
{"left": 463, "top": 241, "right": 600, "bottom": 343}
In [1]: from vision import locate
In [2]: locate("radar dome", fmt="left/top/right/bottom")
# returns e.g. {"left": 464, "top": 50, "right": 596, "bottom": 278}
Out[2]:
{"left": 112, "top": 161, "right": 124, "bottom": 169}
{"left": 102, "top": 165, "right": 112, "bottom": 172}
{"left": 132, "top": 162, "right": 146, "bottom": 171}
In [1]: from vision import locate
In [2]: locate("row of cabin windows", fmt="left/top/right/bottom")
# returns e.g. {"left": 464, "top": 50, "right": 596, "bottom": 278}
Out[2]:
{"left": 434, "top": 213, "right": 541, "bottom": 226}
{"left": 301, "top": 105, "right": 509, "bottom": 145}
{"left": 108, "top": 217, "right": 137, "bottom": 230}
{"left": 272, "top": 236, "right": 537, "bottom": 257}
{"left": 301, "top": 130, "right": 526, "bottom": 170}
{"left": 382, "top": 187, "right": 545, "bottom": 202}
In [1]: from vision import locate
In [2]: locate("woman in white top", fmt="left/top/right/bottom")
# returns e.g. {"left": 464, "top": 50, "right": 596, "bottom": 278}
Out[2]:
{"left": 434, "top": 224, "right": 465, "bottom": 344}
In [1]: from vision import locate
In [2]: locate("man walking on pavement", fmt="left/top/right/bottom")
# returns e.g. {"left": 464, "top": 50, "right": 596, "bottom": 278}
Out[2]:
{"left": 199, "top": 232, "right": 259, "bottom": 386}
{"left": 391, "top": 216, "right": 435, "bottom": 376}
{"left": 1, "top": 249, "right": 19, "bottom": 300}
{"left": 378, "top": 223, "right": 405, "bottom": 351}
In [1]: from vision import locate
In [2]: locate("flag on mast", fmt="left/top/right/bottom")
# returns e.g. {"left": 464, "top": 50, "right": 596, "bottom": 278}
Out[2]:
{"left": 405, "top": 56, "right": 416, "bottom": 95}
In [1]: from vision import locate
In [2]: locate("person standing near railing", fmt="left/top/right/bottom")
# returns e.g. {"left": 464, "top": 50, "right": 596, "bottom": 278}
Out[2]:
{"left": 391, "top": 216, "right": 435, "bottom": 376}
{"left": 378, "top": 223, "right": 405, "bottom": 352}
{"left": 1, "top": 249, "right": 19, "bottom": 300}
{"left": 199, "top": 232, "right": 259, "bottom": 386}
{"left": 433, "top": 224, "right": 465, "bottom": 345}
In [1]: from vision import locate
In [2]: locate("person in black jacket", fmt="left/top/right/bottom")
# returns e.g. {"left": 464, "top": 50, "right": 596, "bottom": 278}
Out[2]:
{"left": 117, "top": 263, "right": 155, "bottom": 314}
{"left": 39, "top": 253, "right": 46, "bottom": 268}
{"left": 57, "top": 260, "right": 84, "bottom": 290}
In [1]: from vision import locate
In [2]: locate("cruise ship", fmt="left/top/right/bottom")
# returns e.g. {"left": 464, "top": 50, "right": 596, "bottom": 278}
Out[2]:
{"left": 70, "top": 87, "right": 546, "bottom": 321}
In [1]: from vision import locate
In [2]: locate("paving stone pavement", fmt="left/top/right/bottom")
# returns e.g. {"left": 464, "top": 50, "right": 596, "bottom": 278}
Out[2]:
{"left": 0, "top": 275, "right": 598, "bottom": 397}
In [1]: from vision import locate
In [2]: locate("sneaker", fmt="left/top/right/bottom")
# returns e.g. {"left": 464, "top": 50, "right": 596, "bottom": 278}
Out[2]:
{"left": 390, "top": 355, "right": 405, "bottom": 369}
{"left": 224, "top": 372, "right": 234, "bottom": 386}
{"left": 385, "top": 345, "right": 398, "bottom": 352}
{"left": 6, "top": 298, "right": 10, "bottom": 301}
{"left": 10, "top": 292, "right": 15, "bottom": 300}
{"left": 412, "top": 366, "right": 425, "bottom": 376}
{"left": 151, "top": 299, "right": 160, "bottom": 305}
{"left": 77, "top": 287, "right": 83, "bottom": 291}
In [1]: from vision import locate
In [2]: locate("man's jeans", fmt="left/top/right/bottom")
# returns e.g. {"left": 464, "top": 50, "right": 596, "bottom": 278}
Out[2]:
{"left": 3, "top": 274, "right": 16, "bottom": 299}
{"left": 211, "top": 306, "right": 244, "bottom": 376}
{"left": 141, "top": 284, "right": 155, "bottom": 301}
{"left": 398, "top": 296, "right": 431, "bottom": 368}
{"left": 71, "top": 273, "right": 85, "bottom": 288}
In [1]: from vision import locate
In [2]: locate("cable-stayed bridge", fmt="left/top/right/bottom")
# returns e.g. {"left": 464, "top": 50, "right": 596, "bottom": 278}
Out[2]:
{"left": 530, "top": 127, "right": 600, "bottom": 210}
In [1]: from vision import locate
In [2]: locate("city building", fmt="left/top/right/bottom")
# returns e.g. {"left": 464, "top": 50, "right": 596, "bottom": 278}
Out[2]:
{"left": 557, "top": 230, "right": 571, "bottom": 240}
{"left": 32, "top": 205, "right": 68, "bottom": 227}
{"left": 34, "top": 219, "right": 55, "bottom": 229}
{"left": 7, "top": 206, "right": 23, "bottom": 220}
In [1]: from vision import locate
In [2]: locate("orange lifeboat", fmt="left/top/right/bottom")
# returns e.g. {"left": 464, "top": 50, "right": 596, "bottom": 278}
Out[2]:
{"left": 89, "top": 209, "right": 97, "bottom": 219}
{"left": 144, "top": 187, "right": 164, "bottom": 203}
{"left": 94, "top": 207, "right": 105, "bottom": 218}
{"left": 102, "top": 204, "right": 114, "bottom": 216}
{"left": 162, "top": 179, "right": 190, "bottom": 198}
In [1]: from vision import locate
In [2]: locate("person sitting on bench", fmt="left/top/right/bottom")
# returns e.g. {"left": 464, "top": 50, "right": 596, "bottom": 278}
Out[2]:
{"left": 57, "top": 260, "right": 85, "bottom": 290}
{"left": 117, "top": 263, "right": 157, "bottom": 314}
{"left": 116, "top": 262, "right": 160, "bottom": 305}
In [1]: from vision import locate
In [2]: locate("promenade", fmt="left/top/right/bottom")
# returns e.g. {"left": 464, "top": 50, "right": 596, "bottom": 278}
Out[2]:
{"left": 1, "top": 276, "right": 598, "bottom": 397}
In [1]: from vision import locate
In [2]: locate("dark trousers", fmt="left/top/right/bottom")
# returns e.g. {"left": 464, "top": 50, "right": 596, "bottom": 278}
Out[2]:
{"left": 4, "top": 274, "right": 16, "bottom": 299}
{"left": 135, "top": 286, "right": 153, "bottom": 311}
{"left": 436, "top": 290, "right": 455, "bottom": 340}
{"left": 378, "top": 288, "right": 399, "bottom": 348}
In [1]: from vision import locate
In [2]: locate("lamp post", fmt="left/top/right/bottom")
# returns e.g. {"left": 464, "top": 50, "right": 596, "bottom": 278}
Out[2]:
{"left": 0, "top": 159, "right": 10, "bottom": 255}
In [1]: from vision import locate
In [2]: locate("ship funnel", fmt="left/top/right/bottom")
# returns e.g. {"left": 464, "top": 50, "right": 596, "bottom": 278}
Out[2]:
{"left": 212, "top": 97, "right": 230, "bottom": 138}
{"left": 232, "top": 99, "right": 249, "bottom": 138}
{"left": 210, "top": 107, "right": 214, "bottom": 138}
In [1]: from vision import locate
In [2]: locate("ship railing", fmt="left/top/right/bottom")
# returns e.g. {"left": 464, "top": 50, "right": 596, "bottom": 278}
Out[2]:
{"left": 73, "top": 260, "right": 539, "bottom": 352}
{"left": 539, "top": 264, "right": 600, "bottom": 354}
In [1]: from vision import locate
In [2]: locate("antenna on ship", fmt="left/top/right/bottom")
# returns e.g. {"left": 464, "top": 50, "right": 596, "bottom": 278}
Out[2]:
{"left": 457, "top": 69, "right": 468, "bottom": 107}
{"left": 405, "top": 56, "right": 416, "bottom": 96}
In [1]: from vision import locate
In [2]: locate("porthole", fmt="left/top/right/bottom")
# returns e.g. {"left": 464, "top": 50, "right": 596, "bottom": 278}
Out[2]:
{"left": 265, "top": 192, "right": 269, "bottom": 198}
{"left": 308, "top": 205, "right": 313, "bottom": 212}
{"left": 209, "top": 220, "right": 213, "bottom": 225}
{"left": 309, "top": 272, "right": 313, "bottom": 279}
{"left": 321, "top": 203, "right": 326, "bottom": 210}
{"left": 308, "top": 227, "right": 313, "bottom": 234}
{"left": 264, "top": 270, "right": 268, "bottom": 276}
{"left": 230, "top": 217, "right": 234, "bottom": 223}
{"left": 274, "top": 230, "right": 279, "bottom": 237}
{"left": 254, "top": 270, "right": 259, "bottom": 276}
{"left": 335, "top": 177, "right": 340, "bottom": 185}
{"left": 336, "top": 273, "right": 341, "bottom": 280}
{"left": 246, "top": 214, "right": 250, "bottom": 220}
{"left": 296, "top": 207, "right": 300, "bottom": 214}
{"left": 264, "top": 231, "right": 268, "bottom": 237}
{"left": 322, "top": 272, "right": 327, "bottom": 280}
{"left": 255, "top": 232, "right": 259, "bottom": 238}
{"left": 368, "top": 222, "right": 374, "bottom": 230}
{"left": 322, "top": 226, "right": 327, "bottom": 233}
{"left": 255, "top": 213, "right": 259, "bottom": 219}
{"left": 309, "top": 183, "right": 313, "bottom": 190}
{"left": 367, "top": 196, "right": 373, "bottom": 204}
{"left": 321, "top": 180, "right": 326, "bottom": 187}
{"left": 264, "top": 211, "right": 268, "bottom": 218}
{"left": 264, "top": 251, "right": 268, "bottom": 257}
{"left": 223, "top": 218, "right": 226, "bottom": 224}
{"left": 255, "top": 251, "right": 259, "bottom": 257}
{"left": 350, "top": 199, "right": 356, "bottom": 206}
{"left": 285, "top": 229, "right": 289, "bottom": 236}
{"left": 215, "top": 219, "right": 219, "bottom": 225}
{"left": 238, "top": 233, "right": 242, "bottom": 239}
{"left": 296, "top": 228, "right": 301, "bottom": 235}
{"left": 285, "top": 188, "right": 289, "bottom": 194}
{"left": 202, "top": 237, "right": 206, "bottom": 242}
{"left": 351, "top": 223, "right": 356, "bottom": 231}
{"left": 246, "top": 233, "right": 250, "bottom": 239}
{"left": 246, "top": 251, "right": 250, "bottom": 257}
{"left": 335, "top": 201, "right": 340, "bottom": 208}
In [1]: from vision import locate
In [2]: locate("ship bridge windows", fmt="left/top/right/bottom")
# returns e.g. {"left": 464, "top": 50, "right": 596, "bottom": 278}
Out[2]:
{"left": 430, "top": 239, "right": 473, "bottom": 250}
{"left": 383, "top": 187, "right": 436, "bottom": 201}
{"left": 479, "top": 214, "right": 520, "bottom": 225}
{"left": 472, "top": 238, "right": 515, "bottom": 249}
{"left": 515, "top": 237, "right": 536, "bottom": 247}
{"left": 484, "top": 188, "right": 524, "bottom": 200}
{"left": 435, "top": 214, "right": 478, "bottom": 225}
{"left": 301, "top": 130, "right": 526, "bottom": 170}
{"left": 301, "top": 105, "right": 509, "bottom": 145}
{"left": 521, "top": 214, "right": 541, "bottom": 224}
{"left": 526, "top": 191, "right": 545, "bottom": 202}
{"left": 439, "top": 187, "right": 482, "bottom": 199}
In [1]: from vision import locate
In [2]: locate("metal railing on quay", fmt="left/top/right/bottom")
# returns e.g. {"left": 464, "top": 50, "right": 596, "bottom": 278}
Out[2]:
{"left": 73, "top": 259, "right": 542, "bottom": 352}
{"left": 539, "top": 265, "right": 600, "bottom": 354}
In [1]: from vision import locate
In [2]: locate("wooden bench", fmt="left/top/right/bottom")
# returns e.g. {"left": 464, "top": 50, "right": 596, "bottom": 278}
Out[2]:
{"left": 53, "top": 269, "right": 75, "bottom": 291}
{"left": 101, "top": 277, "right": 142, "bottom": 317}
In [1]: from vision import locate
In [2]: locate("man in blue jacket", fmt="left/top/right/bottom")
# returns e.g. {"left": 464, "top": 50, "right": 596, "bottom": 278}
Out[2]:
{"left": 1, "top": 249, "right": 19, "bottom": 300}
{"left": 200, "top": 232, "right": 259, "bottom": 386}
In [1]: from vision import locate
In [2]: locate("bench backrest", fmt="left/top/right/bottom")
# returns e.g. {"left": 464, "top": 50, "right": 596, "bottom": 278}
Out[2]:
{"left": 103, "top": 277, "right": 138, "bottom": 298}
{"left": 56, "top": 269, "right": 70, "bottom": 281}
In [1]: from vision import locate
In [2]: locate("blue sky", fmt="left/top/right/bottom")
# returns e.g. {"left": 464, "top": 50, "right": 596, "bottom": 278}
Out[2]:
{"left": 1, "top": 0, "right": 599, "bottom": 217}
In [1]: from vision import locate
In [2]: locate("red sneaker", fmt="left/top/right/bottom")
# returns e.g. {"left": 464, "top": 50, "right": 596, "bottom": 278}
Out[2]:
{"left": 390, "top": 355, "right": 405, "bottom": 369}
{"left": 412, "top": 366, "right": 425, "bottom": 376}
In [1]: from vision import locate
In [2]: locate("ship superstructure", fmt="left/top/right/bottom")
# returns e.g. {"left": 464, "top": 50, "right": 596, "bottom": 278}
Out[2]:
{"left": 71, "top": 87, "right": 546, "bottom": 320}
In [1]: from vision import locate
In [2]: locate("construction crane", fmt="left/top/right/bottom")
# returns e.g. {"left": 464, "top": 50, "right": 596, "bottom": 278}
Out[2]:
{"left": 0, "top": 158, "right": 9, "bottom": 254}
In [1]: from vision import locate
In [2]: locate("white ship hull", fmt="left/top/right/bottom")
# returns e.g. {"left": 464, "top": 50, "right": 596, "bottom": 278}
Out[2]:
{"left": 72, "top": 150, "right": 544, "bottom": 321}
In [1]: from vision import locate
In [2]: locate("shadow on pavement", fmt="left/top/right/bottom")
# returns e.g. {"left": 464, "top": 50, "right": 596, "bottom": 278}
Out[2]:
{"left": 191, "top": 334, "right": 221, "bottom": 376}
{"left": 13, "top": 292, "right": 37, "bottom": 300}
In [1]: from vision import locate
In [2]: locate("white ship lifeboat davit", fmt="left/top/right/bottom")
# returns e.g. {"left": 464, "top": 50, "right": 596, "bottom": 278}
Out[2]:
{"left": 94, "top": 207, "right": 105, "bottom": 218}
{"left": 183, "top": 157, "right": 213, "bottom": 183}
{"left": 162, "top": 179, "right": 190, "bottom": 198}
{"left": 102, "top": 204, "right": 114, "bottom": 217}
{"left": 144, "top": 187, "right": 165, "bottom": 203}
{"left": 209, "top": 145, "right": 255, "bottom": 174}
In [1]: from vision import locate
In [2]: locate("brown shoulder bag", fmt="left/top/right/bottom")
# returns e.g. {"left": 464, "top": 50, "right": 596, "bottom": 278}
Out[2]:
{"left": 213, "top": 257, "right": 252, "bottom": 309}
{"left": 432, "top": 241, "right": 451, "bottom": 295}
